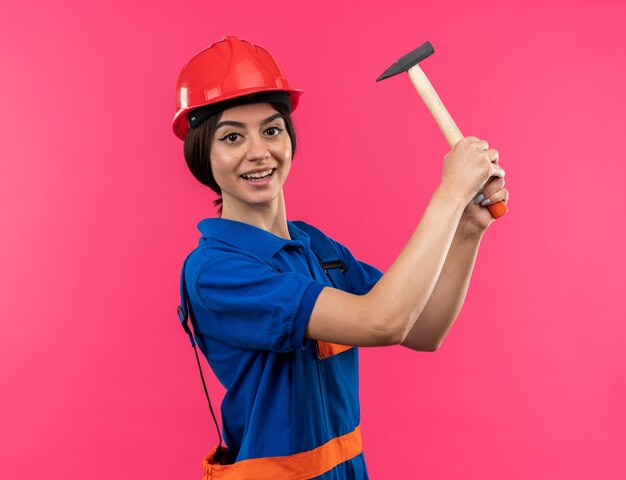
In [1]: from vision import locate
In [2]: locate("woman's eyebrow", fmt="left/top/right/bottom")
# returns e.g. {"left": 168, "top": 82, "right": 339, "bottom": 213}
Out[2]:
{"left": 216, "top": 113, "right": 284, "bottom": 130}
{"left": 216, "top": 120, "right": 245, "bottom": 129}
{"left": 260, "top": 113, "right": 284, "bottom": 125}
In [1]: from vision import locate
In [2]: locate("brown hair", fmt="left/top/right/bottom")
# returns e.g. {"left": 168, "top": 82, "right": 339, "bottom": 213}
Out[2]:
{"left": 183, "top": 102, "right": 297, "bottom": 212}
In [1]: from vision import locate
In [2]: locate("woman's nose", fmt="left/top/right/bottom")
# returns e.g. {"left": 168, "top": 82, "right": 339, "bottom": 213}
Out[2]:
{"left": 245, "top": 134, "right": 270, "bottom": 162}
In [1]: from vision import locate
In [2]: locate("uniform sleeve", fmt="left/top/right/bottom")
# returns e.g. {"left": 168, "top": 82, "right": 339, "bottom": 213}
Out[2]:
{"left": 335, "top": 242, "right": 384, "bottom": 295}
{"left": 187, "top": 250, "right": 324, "bottom": 352}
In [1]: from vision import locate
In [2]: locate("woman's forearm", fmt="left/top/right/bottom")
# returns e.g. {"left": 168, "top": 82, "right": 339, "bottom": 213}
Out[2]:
{"left": 362, "top": 184, "right": 469, "bottom": 343}
{"left": 401, "top": 219, "right": 484, "bottom": 351}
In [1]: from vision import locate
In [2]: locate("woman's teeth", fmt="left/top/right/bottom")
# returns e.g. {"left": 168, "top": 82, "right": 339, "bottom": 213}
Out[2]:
{"left": 242, "top": 169, "right": 274, "bottom": 181}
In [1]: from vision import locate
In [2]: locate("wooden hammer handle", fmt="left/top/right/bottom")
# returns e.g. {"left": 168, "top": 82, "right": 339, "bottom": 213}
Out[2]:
{"left": 407, "top": 64, "right": 508, "bottom": 219}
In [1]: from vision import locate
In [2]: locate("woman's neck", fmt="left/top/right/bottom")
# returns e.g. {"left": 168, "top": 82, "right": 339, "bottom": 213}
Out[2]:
{"left": 220, "top": 191, "right": 290, "bottom": 239}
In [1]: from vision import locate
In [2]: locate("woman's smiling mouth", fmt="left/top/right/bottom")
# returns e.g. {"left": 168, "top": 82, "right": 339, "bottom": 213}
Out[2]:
{"left": 241, "top": 168, "right": 276, "bottom": 182}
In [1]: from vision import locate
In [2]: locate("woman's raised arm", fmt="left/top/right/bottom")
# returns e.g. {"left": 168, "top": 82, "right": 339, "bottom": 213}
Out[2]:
{"left": 305, "top": 136, "right": 504, "bottom": 347}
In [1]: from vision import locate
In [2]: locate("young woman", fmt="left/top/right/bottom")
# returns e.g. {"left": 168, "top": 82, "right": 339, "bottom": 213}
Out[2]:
{"left": 174, "top": 36, "right": 508, "bottom": 479}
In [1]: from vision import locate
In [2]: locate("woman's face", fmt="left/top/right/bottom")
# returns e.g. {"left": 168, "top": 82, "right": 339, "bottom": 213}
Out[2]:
{"left": 210, "top": 102, "right": 292, "bottom": 215}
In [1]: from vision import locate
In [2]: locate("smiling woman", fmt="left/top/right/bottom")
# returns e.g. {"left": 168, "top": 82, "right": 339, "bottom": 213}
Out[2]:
{"left": 173, "top": 35, "right": 508, "bottom": 479}
{"left": 183, "top": 99, "right": 297, "bottom": 213}
{"left": 210, "top": 105, "right": 293, "bottom": 218}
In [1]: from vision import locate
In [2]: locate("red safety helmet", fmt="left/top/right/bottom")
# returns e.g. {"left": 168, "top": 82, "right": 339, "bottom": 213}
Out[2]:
{"left": 172, "top": 36, "right": 303, "bottom": 140}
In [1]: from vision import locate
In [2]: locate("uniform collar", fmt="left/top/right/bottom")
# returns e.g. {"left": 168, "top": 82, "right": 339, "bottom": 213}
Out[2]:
{"left": 197, "top": 218, "right": 310, "bottom": 260}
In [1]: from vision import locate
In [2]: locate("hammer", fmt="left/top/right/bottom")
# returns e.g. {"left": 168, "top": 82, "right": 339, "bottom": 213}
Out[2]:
{"left": 377, "top": 41, "right": 508, "bottom": 219}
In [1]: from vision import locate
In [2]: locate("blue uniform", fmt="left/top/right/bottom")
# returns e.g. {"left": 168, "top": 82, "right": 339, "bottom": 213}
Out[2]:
{"left": 183, "top": 218, "right": 382, "bottom": 479}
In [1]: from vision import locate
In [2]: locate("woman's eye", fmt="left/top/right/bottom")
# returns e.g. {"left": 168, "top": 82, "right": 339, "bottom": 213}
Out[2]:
{"left": 264, "top": 127, "right": 284, "bottom": 137}
{"left": 220, "top": 132, "right": 242, "bottom": 143}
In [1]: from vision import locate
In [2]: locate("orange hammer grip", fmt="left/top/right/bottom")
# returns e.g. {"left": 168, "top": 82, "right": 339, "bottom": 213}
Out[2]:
{"left": 487, "top": 201, "right": 508, "bottom": 219}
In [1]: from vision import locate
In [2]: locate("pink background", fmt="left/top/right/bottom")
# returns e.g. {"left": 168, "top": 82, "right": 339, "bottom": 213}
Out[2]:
{"left": 1, "top": 0, "right": 625, "bottom": 478}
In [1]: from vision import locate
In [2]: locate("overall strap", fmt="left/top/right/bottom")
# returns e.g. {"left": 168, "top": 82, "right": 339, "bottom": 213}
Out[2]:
{"left": 291, "top": 221, "right": 348, "bottom": 290}
{"left": 177, "top": 251, "right": 226, "bottom": 461}
{"left": 177, "top": 253, "right": 195, "bottom": 346}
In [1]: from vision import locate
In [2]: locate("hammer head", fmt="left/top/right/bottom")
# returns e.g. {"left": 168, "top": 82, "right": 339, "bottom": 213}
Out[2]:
{"left": 376, "top": 41, "right": 435, "bottom": 81}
